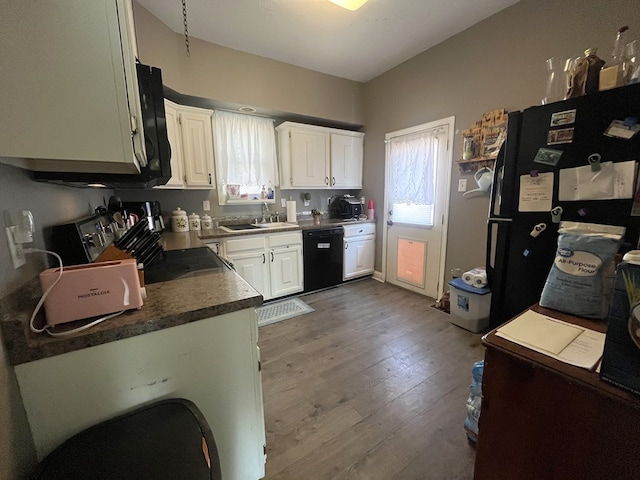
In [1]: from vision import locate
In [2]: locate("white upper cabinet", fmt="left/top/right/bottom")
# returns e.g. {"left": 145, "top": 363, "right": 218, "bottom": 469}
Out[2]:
{"left": 158, "top": 101, "right": 215, "bottom": 189}
{"left": 330, "top": 132, "right": 364, "bottom": 188}
{"left": 0, "top": 0, "right": 146, "bottom": 174}
{"left": 289, "top": 127, "right": 331, "bottom": 187}
{"left": 277, "top": 122, "right": 364, "bottom": 189}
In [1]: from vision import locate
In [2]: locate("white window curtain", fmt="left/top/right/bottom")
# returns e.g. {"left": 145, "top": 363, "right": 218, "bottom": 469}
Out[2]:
{"left": 212, "top": 110, "right": 278, "bottom": 189}
{"left": 388, "top": 129, "right": 439, "bottom": 226}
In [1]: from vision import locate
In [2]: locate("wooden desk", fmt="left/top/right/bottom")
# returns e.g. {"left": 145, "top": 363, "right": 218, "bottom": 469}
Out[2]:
{"left": 474, "top": 305, "right": 640, "bottom": 480}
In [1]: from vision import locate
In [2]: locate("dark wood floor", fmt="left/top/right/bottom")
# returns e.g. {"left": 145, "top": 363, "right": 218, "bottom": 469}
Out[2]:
{"left": 258, "top": 278, "right": 485, "bottom": 480}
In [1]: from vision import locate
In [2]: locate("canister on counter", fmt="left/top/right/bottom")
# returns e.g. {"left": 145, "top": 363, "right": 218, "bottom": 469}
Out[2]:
{"left": 189, "top": 213, "right": 201, "bottom": 231}
{"left": 201, "top": 214, "right": 213, "bottom": 230}
{"left": 170, "top": 207, "right": 189, "bottom": 232}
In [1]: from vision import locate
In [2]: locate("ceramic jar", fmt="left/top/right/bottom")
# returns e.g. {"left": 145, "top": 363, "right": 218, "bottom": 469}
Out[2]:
{"left": 201, "top": 214, "right": 213, "bottom": 230}
{"left": 171, "top": 207, "right": 189, "bottom": 232}
{"left": 188, "top": 212, "right": 201, "bottom": 231}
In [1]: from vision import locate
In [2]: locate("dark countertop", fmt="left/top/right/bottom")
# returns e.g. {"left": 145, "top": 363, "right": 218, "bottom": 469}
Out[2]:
{"left": 1, "top": 249, "right": 262, "bottom": 366}
{"left": 192, "top": 217, "right": 376, "bottom": 242}
{"left": 2, "top": 217, "right": 375, "bottom": 366}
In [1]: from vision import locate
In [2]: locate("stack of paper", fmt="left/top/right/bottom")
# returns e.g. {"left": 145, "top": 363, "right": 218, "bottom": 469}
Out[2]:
{"left": 496, "top": 310, "right": 606, "bottom": 370}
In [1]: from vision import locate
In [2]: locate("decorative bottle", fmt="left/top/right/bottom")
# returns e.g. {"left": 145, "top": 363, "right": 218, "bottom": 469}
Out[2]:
{"left": 568, "top": 48, "right": 606, "bottom": 97}
{"left": 600, "top": 26, "right": 630, "bottom": 90}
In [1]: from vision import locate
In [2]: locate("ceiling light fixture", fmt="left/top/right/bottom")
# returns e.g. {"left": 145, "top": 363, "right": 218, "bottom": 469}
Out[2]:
{"left": 328, "top": 0, "right": 369, "bottom": 11}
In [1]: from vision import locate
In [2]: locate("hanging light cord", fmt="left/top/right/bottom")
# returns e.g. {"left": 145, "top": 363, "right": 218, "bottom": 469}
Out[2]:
{"left": 182, "top": 0, "right": 190, "bottom": 57}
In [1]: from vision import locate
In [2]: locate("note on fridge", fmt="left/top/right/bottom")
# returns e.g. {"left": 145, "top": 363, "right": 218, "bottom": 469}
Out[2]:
{"left": 518, "top": 172, "right": 554, "bottom": 212}
{"left": 558, "top": 160, "right": 636, "bottom": 201}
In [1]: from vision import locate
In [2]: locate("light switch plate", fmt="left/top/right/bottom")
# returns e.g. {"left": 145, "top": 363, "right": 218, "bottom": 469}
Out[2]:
{"left": 203, "top": 200, "right": 210, "bottom": 211}
{"left": 458, "top": 179, "right": 467, "bottom": 192}
{"left": 281, "top": 198, "right": 286, "bottom": 208}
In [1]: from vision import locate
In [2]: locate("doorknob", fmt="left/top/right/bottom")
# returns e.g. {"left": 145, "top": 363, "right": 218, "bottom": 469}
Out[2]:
{"left": 388, "top": 210, "right": 393, "bottom": 216}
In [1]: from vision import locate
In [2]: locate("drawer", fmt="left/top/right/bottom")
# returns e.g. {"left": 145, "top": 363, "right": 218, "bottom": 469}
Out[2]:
{"left": 268, "top": 231, "right": 302, "bottom": 248}
{"left": 343, "top": 223, "right": 375, "bottom": 237}
{"left": 224, "top": 235, "right": 266, "bottom": 253}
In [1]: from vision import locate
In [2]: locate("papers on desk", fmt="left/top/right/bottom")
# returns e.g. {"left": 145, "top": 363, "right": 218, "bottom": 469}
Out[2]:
{"left": 496, "top": 310, "right": 606, "bottom": 370}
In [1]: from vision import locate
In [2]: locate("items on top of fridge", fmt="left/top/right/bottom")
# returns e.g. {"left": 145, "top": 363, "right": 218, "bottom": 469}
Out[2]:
{"left": 539, "top": 221, "right": 625, "bottom": 319}
{"left": 567, "top": 48, "right": 606, "bottom": 98}
{"left": 600, "top": 26, "right": 631, "bottom": 90}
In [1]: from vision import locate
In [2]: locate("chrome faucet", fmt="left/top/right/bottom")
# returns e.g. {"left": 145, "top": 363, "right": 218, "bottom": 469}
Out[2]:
{"left": 261, "top": 202, "right": 269, "bottom": 223}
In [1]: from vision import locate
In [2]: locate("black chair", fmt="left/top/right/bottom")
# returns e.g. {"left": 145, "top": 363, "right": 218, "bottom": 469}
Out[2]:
{"left": 34, "top": 398, "right": 222, "bottom": 480}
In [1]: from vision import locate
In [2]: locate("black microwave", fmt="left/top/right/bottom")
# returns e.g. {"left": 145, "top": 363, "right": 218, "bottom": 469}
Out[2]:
{"left": 33, "top": 63, "right": 171, "bottom": 189}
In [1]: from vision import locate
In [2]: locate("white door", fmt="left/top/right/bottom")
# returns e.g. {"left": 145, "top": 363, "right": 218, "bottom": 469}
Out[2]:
{"left": 383, "top": 117, "right": 454, "bottom": 299}
{"left": 290, "top": 127, "right": 330, "bottom": 187}
{"left": 269, "top": 246, "right": 303, "bottom": 298}
{"left": 343, "top": 236, "right": 375, "bottom": 280}
{"left": 227, "top": 250, "right": 269, "bottom": 298}
{"left": 331, "top": 132, "right": 363, "bottom": 188}
{"left": 180, "top": 108, "right": 214, "bottom": 188}
{"left": 160, "top": 100, "right": 185, "bottom": 188}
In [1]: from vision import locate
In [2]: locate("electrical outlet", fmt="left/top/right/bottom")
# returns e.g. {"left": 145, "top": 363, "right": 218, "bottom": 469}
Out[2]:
{"left": 5, "top": 226, "right": 26, "bottom": 269}
{"left": 458, "top": 179, "right": 467, "bottom": 192}
{"left": 281, "top": 198, "right": 286, "bottom": 208}
{"left": 203, "top": 200, "right": 210, "bottom": 211}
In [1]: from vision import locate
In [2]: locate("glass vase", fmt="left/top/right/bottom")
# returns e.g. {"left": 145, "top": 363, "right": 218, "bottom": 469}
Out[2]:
{"left": 542, "top": 57, "right": 565, "bottom": 104}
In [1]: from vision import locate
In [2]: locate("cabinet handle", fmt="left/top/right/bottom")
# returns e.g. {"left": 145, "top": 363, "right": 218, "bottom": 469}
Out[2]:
{"left": 208, "top": 173, "right": 212, "bottom": 185}
{"left": 345, "top": 242, "right": 348, "bottom": 250}
{"left": 332, "top": 176, "right": 336, "bottom": 186}
{"left": 325, "top": 177, "right": 329, "bottom": 185}
{"left": 262, "top": 253, "right": 266, "bottom": 264}
{"left": 270, "top": 251, "right": 274, "bottom": 262}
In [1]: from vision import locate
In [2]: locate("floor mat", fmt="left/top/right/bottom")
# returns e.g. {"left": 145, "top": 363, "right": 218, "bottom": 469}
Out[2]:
{"left": 256, "top": 298, "right": 314, "bottom": 327}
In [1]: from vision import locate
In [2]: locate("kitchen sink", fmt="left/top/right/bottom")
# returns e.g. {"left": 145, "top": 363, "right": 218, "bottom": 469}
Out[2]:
{"left": 219, "top": 222, "right": 297, "bottom": 233}
{"left": 219, "top": 224, "right": 260, "bottom": 232}
{"left": 253, "top": 222, "right": 296, "bottom": 228}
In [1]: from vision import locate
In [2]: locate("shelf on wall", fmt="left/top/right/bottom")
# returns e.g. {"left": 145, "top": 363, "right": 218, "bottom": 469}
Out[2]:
{"left": 457, "top": 157, "right": 496, "bottom": 174}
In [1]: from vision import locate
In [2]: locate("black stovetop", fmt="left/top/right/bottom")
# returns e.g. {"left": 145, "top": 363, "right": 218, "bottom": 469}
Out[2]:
{"left": 143, "top": 247, "right": 226, "bottom": 284}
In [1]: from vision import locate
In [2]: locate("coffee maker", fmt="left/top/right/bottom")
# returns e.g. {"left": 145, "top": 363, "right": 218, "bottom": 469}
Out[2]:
{"left": 122, "top": 201, "right": 165, "bottom": 232}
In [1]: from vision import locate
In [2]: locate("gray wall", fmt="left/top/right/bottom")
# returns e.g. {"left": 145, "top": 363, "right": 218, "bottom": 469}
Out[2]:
{"left": 0, "top": 162, "right": 111, "bottom": 479}
{"left": 364, "top": 0, "right": 640, "bottom": 281}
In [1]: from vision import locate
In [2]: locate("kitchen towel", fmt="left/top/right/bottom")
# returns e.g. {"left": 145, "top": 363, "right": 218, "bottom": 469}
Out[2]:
{"left": 462, "top": 267, "right": 488, "bottom": 288}
{"left": 286, "top": 200, "right": 297, "bottom": 223}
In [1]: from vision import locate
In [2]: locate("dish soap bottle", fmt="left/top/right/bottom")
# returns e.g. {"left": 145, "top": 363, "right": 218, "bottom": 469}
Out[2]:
{"left": 261, "top": 185, "right": 267, "bottom": 200}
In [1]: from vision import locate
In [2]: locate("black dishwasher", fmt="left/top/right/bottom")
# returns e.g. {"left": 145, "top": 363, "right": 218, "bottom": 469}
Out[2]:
{"left": 303, "top": 227, "right": 344, "bottom": 292}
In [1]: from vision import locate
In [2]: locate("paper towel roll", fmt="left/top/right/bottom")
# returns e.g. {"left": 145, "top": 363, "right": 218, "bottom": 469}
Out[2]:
{"left": 462, "top": 268, "right": 487, "bottom": 288}
{"left": 473, "top": 271, "right": 488, "bottom": 288}
{"left": 286, "top": 200, "right": 297, "bottom": 223}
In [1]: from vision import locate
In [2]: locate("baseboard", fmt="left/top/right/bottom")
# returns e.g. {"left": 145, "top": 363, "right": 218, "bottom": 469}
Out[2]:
{"left": 372, "top": 271, "right": 383, "bottom": 282}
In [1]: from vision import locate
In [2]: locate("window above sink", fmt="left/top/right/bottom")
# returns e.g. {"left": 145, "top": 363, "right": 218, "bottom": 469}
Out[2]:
{"left": 213, "top": 110, "right": 279, "bottom": 205}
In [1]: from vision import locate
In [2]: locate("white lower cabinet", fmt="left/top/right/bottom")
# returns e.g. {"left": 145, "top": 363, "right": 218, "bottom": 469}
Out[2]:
{"left": 343, "top": 223, "right": 375, "bottom": 281}
{"left": 15, "top": 308, "right": 266, "bottom": 479}
{"left": 224, "top": 232, "right": 303, "bottom": 300}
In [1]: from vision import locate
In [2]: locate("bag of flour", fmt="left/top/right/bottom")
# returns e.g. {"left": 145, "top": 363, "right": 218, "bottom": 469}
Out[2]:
{"left": 539, "top": 221, "right": 625, "bottom": 319}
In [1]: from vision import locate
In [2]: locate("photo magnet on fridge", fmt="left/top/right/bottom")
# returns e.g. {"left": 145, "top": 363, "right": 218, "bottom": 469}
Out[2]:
{"left": 547, "top": 127, "right": 574, "bottom": 145}
{"left": 604, "top": 119, "right": 640, "bottom": 140}
{"left": 533, "top": 147, "right": 563, "bottom": 166}
{"left": 550, "top": 109, "right": 577, "bottom": 127}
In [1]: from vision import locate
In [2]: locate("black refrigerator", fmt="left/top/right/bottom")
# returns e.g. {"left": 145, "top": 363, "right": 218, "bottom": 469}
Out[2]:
{"left": 486, "top": 82, "right": 640, "bottom": 328}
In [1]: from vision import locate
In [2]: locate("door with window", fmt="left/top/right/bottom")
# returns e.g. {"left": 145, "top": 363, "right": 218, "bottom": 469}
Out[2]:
{"left": 383, "top": 117, "right": 454, "bottom": 299}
